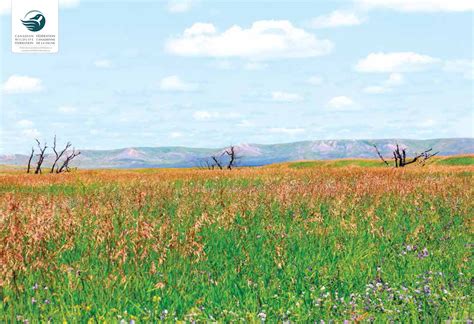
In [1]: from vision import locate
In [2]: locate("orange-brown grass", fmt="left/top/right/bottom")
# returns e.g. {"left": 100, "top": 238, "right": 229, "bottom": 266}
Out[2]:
{"left": 0, "top": 165, "right": 473, "bottom": 322}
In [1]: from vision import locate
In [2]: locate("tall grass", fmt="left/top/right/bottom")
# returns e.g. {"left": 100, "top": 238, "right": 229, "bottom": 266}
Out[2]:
{"left": 1, "top": 166, "right": 472, "bottom": 322}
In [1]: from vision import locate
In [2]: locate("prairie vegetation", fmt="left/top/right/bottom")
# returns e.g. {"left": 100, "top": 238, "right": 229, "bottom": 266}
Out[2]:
{"left": 0, "top": 162, "right": 472, "bottom": 322}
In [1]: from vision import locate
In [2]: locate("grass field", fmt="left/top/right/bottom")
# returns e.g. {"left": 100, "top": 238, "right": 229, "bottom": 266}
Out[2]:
{"left": 1, "top": 161, "right": 473, "bottom": 322}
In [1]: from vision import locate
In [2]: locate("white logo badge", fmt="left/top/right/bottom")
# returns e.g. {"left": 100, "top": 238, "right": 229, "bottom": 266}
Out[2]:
{"left": 12, "top": 0, "right": 59, "bottom": 53}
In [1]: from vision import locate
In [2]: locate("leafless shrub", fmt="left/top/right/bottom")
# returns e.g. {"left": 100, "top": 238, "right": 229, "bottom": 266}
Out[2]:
{"left": 373, "top": 143, "right": 439, "bottom": 168}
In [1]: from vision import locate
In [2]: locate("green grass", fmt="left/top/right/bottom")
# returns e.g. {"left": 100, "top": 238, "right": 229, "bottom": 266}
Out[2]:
{"left": 435, "top": 156, "right": 474, "bottom": 166}
{"left": 0, "top": 167, "right": 472, "bottom": 322}
{"left": 289, "top": 159, "right": 387, "bottom": 168}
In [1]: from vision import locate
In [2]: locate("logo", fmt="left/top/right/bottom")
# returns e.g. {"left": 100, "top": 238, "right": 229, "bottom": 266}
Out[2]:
{"left": 21, "top": 10, "right": 46, "bottom": 32}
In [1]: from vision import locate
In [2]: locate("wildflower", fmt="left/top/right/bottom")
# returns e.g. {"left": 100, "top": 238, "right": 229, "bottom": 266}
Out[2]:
{"left": 423, "top": 285, "right": 431, "bottom": 295}
{"left": 130, "top": 320, "right": 135, "bottom": 324}
{"left": 44, "top": 299, "right": 51, "bottom": 305}
{"left": 418, "top": 248, "right": 429, "bottom": 259}
{"left": 32, "top": 283, "right": 38, "bottom": 290}
{"left": 258, "top": 312, "right": 267, "bottom": 322}
{"left": 31, "top": 297, "right": 36, "bottom": 304}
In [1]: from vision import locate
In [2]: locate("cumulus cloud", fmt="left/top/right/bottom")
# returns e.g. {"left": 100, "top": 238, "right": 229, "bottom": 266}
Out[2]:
{"left": 364, "top": 73, "right": 404, "bottom": 94}
{"left": 192, "top": 110, "right": 240, "bottom": 121}
{"left": 354, "top": 0, "right": 474, "bottom": 12}
{"left": 269, "top": 127, "right": 305, "bottom": 135}
{"left": 160, "top": 75, "right": 198, "bottom": 92}
{"left": 22, "top": 128, "right": 41, "bottom": 138}
{"left": 16, "top": 119, "right": 41, "bottom": 138}
{"left": 443, "top": 59, "right": 474, "bottom": 80}
{"left": 167, "top": 0, "right": 195, "bottom": 13}
{"left": 17, "top": 119, "right": 34, "bottom": 128}
{"left": 2, "top": 75, "right": 43, "bottom": 94}
{"left": 355, "top": 52, "right": 439, "bottom": 73}
{"left": 170, "top": 132, "right": 183, "bottom": 138}
{"left": 309, "top": 11, "right": 364, "bottom": 28}
{"left": 327, "top": 96, "right": 358, "bottom": 110}
{"left": 271, "top": 91, "right": 303, "bottom": 102}
{"left": 94, "top": 59, "right": 113, "bottom": 69}
{"left": 165, "top": 20, "right": 333, "bottom": 60}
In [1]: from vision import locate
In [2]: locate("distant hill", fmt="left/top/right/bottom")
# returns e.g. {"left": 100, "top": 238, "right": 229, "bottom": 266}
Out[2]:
{"left": 1, "top": 138, "right": 473, "bottom": 169}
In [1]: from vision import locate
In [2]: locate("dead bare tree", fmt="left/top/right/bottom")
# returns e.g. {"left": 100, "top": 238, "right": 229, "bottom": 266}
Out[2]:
{"left": 26, "top": 147, "right": 34, "bottom": 173}
{"left": 211, "top": 155, "right": 223, "bottom": 170}
{"left": 224, "top": 146, "right": 238, "bottom": 170}
{"left": 57, "top": 148, "right": 81, "bottom": 173}
{"left": 50, "top": 135, "right": 72, "bottom": 173}
{"left": 372, "top": 144, "right": 389, "bottom": 166}
{"left": 34, "top": 139, "right": 48, "bottom": 174}
{"left": 373, "top": 143, "right": 439, "bottom": 168}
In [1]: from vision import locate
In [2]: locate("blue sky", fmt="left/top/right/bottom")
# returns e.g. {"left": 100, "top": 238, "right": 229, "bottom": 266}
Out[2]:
{"left": 1, "top": 0, "right": 473, "bottom": 153}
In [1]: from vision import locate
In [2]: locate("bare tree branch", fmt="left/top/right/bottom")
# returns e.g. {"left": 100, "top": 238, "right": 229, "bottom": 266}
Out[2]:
{"left": 372, "top": 144, "right": 389, "bottom": 166}
{"left": 34, "top": 139, "right": 47, "bottom": 174}
{"left": 26, "top": 147, "right": 34, "bottom": 174}
{"left": 57, "top": 148, "right": 81, "bottom": 173}
{"left": 211, "top": 155, "right": 223, "bottom": 170}
{"left": 50, "top": 135, "right": 72, "bottom": 173}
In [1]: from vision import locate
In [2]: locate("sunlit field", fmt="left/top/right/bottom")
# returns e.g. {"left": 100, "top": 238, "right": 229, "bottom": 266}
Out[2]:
{"left": 1, "top": 159, "right": 473, "bottom": 322}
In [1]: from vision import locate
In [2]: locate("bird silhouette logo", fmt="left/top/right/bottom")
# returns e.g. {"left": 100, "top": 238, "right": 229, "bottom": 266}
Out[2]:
{"left": 21, "top": 10, "right": 46, "bottom": 32}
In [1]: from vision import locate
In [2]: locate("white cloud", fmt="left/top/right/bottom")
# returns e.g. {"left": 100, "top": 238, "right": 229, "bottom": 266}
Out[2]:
{"left": 0, "top": 1, "right": 10, "bottom": 15}
{"left": 386, "top": 72, "right": 404, "bottom": 86}
{"left": 193, "top": 111, "right": 217, "bottom": 121}
{"left": 307, "top": 75, "right": 323, "bottom": 86}
{"left": 1, "top": 0, "right": 79, "bottom": 15}
{"left": 58, "top": 106, "right": 77, "bottom": 113}
{"left": 355, "top": 52, "right": 439, "bottom": 73}
{"left": 310, "top": 11, "right": 364, "bottom": 28}
{"left": 271, "top": 91, "right": 303, "bottom": 102}
{"left": 170, "top": 131, "right": 183, "bottom": 138}
{"left": 443, "top": 59, "right": 474, "bottom": 80}
{"left": 17, "top": 119, "right": 34, "bottom": 128}
{"left": 192, "top": 110, "right": 240, "bottom": 121}
{"left": 237, "top": 120, "right": 255, "bottom": 127}
{"left": 327, "top": 96, "right": 357, "bottom": 110}
{"left": 2, "top": 75, "right": 43, "bottom": 94}
{"left": 269, "top": 127, "right": 305, "bottom": 135}
{"left": 160, "top": 75, "right": 198, "bottom": 92}
{"left": 22, "top": 128, "right": 41, "bottom": 138}
{"left": 355, "top": 0, "right": 474, "bottom": 12}
{"left": 165, "top": 20, "right": 333, "bottom": 60}
{"left": 364, "top": 73, "right": 404, "bottom": 94}
{"left": 167, "top": 0, "right": 195, "bottom": 13}
{"left": 94, "top": 59, "right": 113, "bottom": 69}
{"left": 60, "top": 0, "right": 80, "bottom": 8}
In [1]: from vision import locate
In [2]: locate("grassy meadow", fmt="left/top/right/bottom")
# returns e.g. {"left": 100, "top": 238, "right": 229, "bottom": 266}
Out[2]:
{"left": 0, "top": 158, "right": 473, "bottom": 322}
